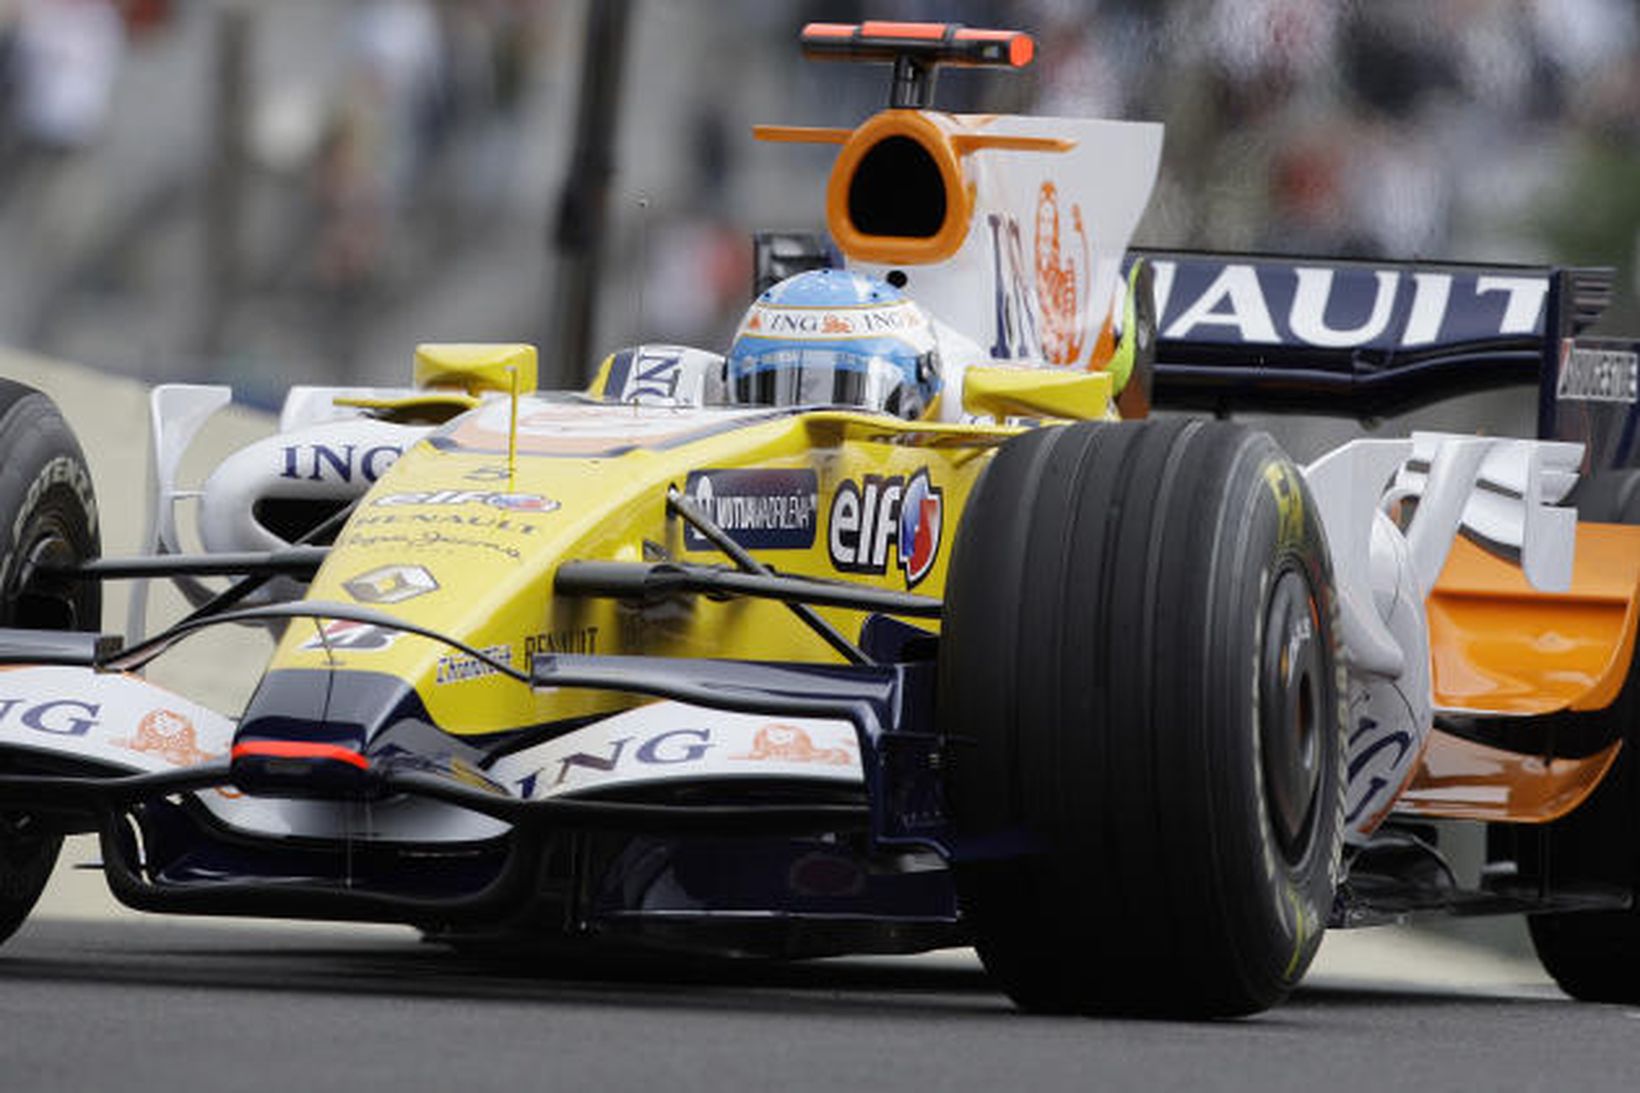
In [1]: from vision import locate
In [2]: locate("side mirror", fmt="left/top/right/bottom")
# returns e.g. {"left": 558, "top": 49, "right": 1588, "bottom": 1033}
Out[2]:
{"left": 961, "top": 365, "right": 1112, "bottom": 421}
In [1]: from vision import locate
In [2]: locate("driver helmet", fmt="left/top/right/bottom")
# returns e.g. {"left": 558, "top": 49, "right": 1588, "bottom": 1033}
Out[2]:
{"left": 725, "top": 269, "right": 942, "bottom": 419}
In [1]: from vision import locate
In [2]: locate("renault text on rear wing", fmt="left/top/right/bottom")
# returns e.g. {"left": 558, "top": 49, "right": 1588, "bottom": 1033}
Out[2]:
{"left": 1134, "top": 250, "right": 1611, "bottom": 419}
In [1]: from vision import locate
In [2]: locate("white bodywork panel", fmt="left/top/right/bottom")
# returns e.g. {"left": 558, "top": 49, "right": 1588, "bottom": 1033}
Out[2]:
{"left": 197, "top": 418, "right": 428, "bottom": 554}
{"left": 488, "top": 701, "right": 862, "bottom": 801}
{"left": 0, "top": 665, "right": 236, "bottom": 775}
{"left": 851, "top": 116, "right": 1163, "bottom": 419}
{"left": 598, "top": 345, "right": 729, "bottom": 407}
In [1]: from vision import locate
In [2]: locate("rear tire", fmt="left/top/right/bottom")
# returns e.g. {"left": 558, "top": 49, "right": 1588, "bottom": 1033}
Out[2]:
{"left": 941, "top": 419, "right": 1345, "bottom": 1017}
{"left": 0, "top": 379, "right": 100, "bottom": 944}
{"left": 1526, "top": 469, "right": 1640, "bottom": 1002}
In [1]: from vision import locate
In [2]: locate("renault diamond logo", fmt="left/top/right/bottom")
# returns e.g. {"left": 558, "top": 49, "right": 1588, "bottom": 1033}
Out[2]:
{"left": 343, "top": 564, "right": 439, "bottom": 604}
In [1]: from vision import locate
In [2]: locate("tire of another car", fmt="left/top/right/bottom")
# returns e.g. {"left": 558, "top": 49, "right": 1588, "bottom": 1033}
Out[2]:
{"left": 1526, "top": 467, "right": 1640, "bottom": 1003}
{"left": 940, "top": 418, "right": 1346, "bottom": 1017}
{"left": 0, "top": 378, "right": 102, "bottom": 945}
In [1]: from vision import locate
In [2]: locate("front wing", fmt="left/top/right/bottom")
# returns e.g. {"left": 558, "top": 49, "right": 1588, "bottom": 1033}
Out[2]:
{"left": 0, "top": 637, "right": 960, "bottom": 952}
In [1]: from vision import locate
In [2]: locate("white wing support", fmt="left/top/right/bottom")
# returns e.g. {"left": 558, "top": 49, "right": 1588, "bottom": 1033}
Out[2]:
{"left": 1391, "top": 432, "right": 1583, "bottom": 595}
{"left": 1303, "top": 439, "right": 1414, "bottom": 679}
{"left": 1302, "top": 432, "right": 1585, "bottom": 843}
{"left": 127, "top": 384, "right": 233, "bottom": 643}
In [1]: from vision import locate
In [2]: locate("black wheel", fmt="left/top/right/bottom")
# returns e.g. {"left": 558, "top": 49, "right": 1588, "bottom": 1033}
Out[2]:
{"left": 0, "top": 378, "right": 100, "bottom": 944}
{"left": 0, "top": 379, "right": 102, "bottom": 631}
{"left": 940, "top": 418, "right": 1345, "bottom": 1017}
{"left": 1526, "top": 468, "right": 1640, "bottom": 1002}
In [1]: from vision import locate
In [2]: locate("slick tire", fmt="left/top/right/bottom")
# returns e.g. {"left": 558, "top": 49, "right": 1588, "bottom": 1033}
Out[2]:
{"left": 1526, "top": 469, "right": 1640, "bottom": 1003}
{"left": 940, "top": 419, "right": 1345, "bottom": 1018}
{"left": 0, "top": 379, "right": 101, "bottom": 944}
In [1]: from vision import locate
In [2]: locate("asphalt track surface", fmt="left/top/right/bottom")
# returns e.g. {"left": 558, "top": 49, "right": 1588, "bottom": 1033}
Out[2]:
{"left": 4, "top": 913, "right": 1638, "bottom": 1093}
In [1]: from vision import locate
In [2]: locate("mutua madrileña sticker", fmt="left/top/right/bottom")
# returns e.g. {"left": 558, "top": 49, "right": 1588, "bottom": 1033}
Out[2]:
{"left": 682, "top": 469, "right": 819, "bottom": 551}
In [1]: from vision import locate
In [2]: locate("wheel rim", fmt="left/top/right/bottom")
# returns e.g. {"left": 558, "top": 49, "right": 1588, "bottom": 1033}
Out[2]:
{"left": 1260, "top": 568, "right": 1323, "bottom": 862}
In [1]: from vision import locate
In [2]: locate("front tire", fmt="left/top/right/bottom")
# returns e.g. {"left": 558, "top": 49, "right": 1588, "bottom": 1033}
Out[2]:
{"left": 0, "top": 379, "right": 100, "bottom": 944}
{"left": 940, "top": 419, "right": 1345, "bottom": 1017}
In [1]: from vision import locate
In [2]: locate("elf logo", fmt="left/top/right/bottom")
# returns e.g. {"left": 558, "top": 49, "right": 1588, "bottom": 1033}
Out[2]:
{"left": 827, "top": 469, "right": 942, "bottom": 588}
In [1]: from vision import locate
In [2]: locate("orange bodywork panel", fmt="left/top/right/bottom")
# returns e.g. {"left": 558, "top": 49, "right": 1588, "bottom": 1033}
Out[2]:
{"left": 1396, "top": 728, "right": 1621, "bottom": 823}
{"left": 1427, "top": 524, "right": 1640, "bottom": 716}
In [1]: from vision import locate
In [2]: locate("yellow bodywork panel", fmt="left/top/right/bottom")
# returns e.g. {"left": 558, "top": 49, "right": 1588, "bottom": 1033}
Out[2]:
{"left": 269, "top": 398, "right": 1004, "bottom": 737}
{"left": 1427, "top": 524, "right": 1640, "bottom": 715}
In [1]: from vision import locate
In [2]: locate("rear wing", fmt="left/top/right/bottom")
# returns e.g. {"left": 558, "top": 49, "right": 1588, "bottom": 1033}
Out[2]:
{"left": 1133, "top": 250, "right": 1612, "bottom": 422}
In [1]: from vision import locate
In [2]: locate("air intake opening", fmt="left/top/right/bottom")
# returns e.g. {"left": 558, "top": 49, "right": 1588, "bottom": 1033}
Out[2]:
{"left": 846, "top": 136, "right": 947, "bottom": 238}
{"left": 253, "top": 498, "right": 350, "bottom": 545}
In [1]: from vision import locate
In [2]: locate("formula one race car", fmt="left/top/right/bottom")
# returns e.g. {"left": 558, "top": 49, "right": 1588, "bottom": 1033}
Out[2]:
{"left": 0, "top": 22, "right": 1638, "bottom": 1018}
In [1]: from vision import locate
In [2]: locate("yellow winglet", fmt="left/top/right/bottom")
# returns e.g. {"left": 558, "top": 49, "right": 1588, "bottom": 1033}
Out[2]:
{"left": 961, "top": 365, "right": 1112, "bottom": 421}
{"left": 414, "top": 343, "right": 538, "bottom": 396}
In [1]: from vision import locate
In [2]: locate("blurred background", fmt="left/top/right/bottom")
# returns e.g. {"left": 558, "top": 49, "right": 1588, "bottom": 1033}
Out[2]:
{"left": 0, "top": 0, "right": 1636, "bottom": 408}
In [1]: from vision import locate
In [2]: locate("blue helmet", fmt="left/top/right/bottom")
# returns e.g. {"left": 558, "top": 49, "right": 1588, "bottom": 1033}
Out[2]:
{"left": 726, "top": 269, "right": 942, "bottom": 419}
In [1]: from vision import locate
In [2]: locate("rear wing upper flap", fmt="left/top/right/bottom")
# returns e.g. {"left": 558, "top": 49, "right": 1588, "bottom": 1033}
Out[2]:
{"left": 1130, "top": 249, "right": 1613, "bottom": 418}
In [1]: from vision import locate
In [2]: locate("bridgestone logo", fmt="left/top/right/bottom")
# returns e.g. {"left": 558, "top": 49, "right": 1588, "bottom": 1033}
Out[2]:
{"left": 1558, "top": 344, "right": 1639, "bottom": 404}
{"left": 4, "top": 456, "right": 98, "bottom": 591}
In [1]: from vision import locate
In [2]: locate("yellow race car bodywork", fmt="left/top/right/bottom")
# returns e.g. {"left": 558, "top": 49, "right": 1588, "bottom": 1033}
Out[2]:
{"left": 271, "top": 395, "right": 1018, "bottom": 738}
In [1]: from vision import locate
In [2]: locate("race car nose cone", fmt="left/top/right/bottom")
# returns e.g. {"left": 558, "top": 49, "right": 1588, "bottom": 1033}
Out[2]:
{"left": 229, "top": 668, "right": 435, "bottom": 796}
{"left": 231, "top": 739, "right": 375, "bottom": 796}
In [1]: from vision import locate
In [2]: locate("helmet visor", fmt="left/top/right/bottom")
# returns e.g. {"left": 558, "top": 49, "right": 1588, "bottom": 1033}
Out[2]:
{"left": 729, "top": 347, "right": 924, "bottom": 415}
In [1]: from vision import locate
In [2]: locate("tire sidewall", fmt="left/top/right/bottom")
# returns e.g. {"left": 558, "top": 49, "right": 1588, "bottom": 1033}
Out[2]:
{"left": 0, "top": 384, "right": 95, "bottom": 943}
{"left": 1208, "top": 439, "right": 1345, "bottom": 994}
{"left": 0, "top": 391, "right": 101, "bottom": 631}
{"left": 941, "top": 421, "right": 1347, "bottom": 1015}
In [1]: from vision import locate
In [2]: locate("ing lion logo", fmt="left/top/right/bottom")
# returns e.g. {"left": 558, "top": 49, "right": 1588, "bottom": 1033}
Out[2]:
{"left": 114, "top": 709, "right": 217, "bottom": 768}
{"left": 731, "top": 723, "right": 854, "bottom": 765}
{"left": 1035, "top": 181, "right": 1091, "bottom": 365}
{"left": 821, "top": 312, "right": 854, "bottom": 335}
